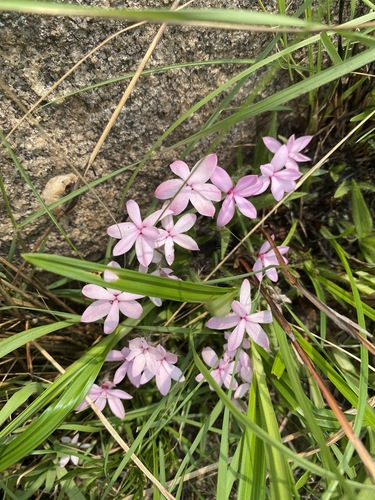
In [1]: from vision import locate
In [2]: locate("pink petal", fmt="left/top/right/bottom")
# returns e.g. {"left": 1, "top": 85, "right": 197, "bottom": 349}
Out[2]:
{"left": 81, "top": 300, "right": 112, "bottom": 323}
{"left": 271, "top": 145, "right": 289, "bottom": 171}
{"left": 172, "top": 234, "right": 199, "bottom": 251}
{"left": 193, "top": 183, "right": 221, "bottom": 202}
{"left": 210, "top": 166, "right": 233, "bottom": 193}
{"left": 156, "top": 366, "right": 172, "bottom": 395}
{"left": 59, "top": 456, "right": 70, "bottom": 467}
{"left": 246, "top": 324, "right": 270, "bottom": 349}
{"left": 126, "top": 199, "right": 142, "bottom": 227}
{"left": 155, "top": 178, "right": 184, "bottom": 200}
{"left": 94, "top": 396, "right": 107, "bottom": 412}
{"left": 206, "top": 314, "right": 240, "bottom": 330}
{"left": 189, "top": 192, "right": 216, "bottom": 217}
{"left": 239, "top": 279, "right": 251, "bottom": 308}
{"left": 82, "top": 285, "right": 114, "bottom": 301}
{"left": 70, "top": 456, "right": 79, "bottom": 466}
{"left": 231, "top": 300, "right": 248, "bottom": 317}
{"left": 103, "top": 302, "right": 120, "bottom": 334}
{"left": 271, "top": 178, "right": 287, "bottom": 201}
{"left": 172, "top": 213, "right": 197, "bottom": 234}
{"left": 235, "top": 196, "right": 257, "bottom": 219}
{"left": 107, "top": 222, "right": 135, "bottom": 239}
{"left": 163, "top": 237, "right": 175, "bottom": 265}
{"left": 131, "top": 356, "right": 146, "bottom": 377}
{"left": 252, "top": 258, "right": 263, "bottom": 281}
{"left": 263, "top": 136, "right": 282, "bottom": 153}
{"left": 248, "top": 310, "right": 273, "bottom": 324}
{"left": 216, "top": 195, "right": 235, "bottom": 227}
{"left": 108, "top": 398, "right": 125, "bottom": 419}
{"left": 234, "top": 175, "right": 262, "bottom": 197}
{"left": 290, "top": 135, "right": 312, "bottom": 154}
{"left": 201, "top": 347, "right": 218, "bottom": 367}
{"left": 118, "top": 300, "right": 143, "bottom": 319}
{"left": 227, "top": 322, "right": 246, "bottom": 351}
{"left": 167, "top": 190, "right": 191, "bottom": 215}
{"left": 260, "top": 163, "right": 274, "bottom": 177}
{"left": 135, "top": 235, "right": 156, "bottom": 267}
{"left": 108, "top": 388, "right": 132, "bottom": 400}
{"left": 189, "top": 154, "right": 217, "bottom": 183}
{"left": 112, "top": 229, "right": 139, "bottom": 256}
{"left": 170, "top": 160, "right": 190, "bottom": 179}
{"left": 113, "top": 363, "right": 129, "bottom": 384}
{"left": 265, "top": 267, "right": 279, "bottom": 282}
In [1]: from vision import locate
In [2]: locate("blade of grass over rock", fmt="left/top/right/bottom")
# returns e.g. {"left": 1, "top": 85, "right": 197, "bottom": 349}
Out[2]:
{"left": 23, "top": 253, "right": 236, "bottom": 303}
{"left": 167, "top": 46, "right": 375, "bottom": 149}
{"left": 0, "top": 2, "right": 324, "bottom": 29}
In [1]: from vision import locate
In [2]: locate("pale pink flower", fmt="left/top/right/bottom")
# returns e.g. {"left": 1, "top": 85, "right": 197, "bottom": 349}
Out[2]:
{"left": 126, "top": 338, "right": 164, "bottom": 379}
{"left": 81, "top": 262, "right": 143, "bottom": 334}
{"left": 75, "top": 381, "right": 132, "bottom": 419}
{"left": 156, "top": 213, "right": 199, "bottom": 265}
{"left": 140, "top": 345, "right": 185, "bottom": 395}
{"left": 223, "top": 332, "right": 250, "bottom": 359}
{"left": 59, "top": 433, "right": 90, "bottom": 467}
{"left": 154, "top": 155, "right": 221, "bottom": 217}
{"left": 253, "top": 236, "right": 289, "bottom": 282}
{"left": 106, "top": 347, "right": 141, "bottom": 387}
{"left": 195, "top": 348, "right": 238, "bottom": 390}
{"left": 234, "top": 350, "right": 253, "bottom": 399}
{"left": 210, "top": 166, "right": 262, "bottom": 226}
{"left": 206, "top": 279, "right": 272, "bottom": 351}
{"left": 257, "top": 145, "right": 302, "bottom": 201}
{"left": 263, "top": 134, "right": 312, "bottom": 169}
{"left": 107, "top": 200, "right": 171, "bottom": 267}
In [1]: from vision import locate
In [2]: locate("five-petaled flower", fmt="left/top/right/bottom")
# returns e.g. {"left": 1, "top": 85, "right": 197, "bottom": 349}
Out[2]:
{"left": 154, "top": 154, "right": 221, "bottom": 217}
{"left": 107, "top": 199, "right": 171, "bottom": 267}
{"left": 207, "top": 279, "right": 272, "bottom": 351}
{"left": 263, "top": 134, "right": 312, "bottom": 170}
{"left": 253, "top": 236, "right": 289, "bottom": 282}
{"left": 81, "top": 262, "right": 143, "bottom": 334}
{"left": 195, "top": 347, "right": 238, "bottom": 390}
{"left": 156, "top": 213, "right": 199, "bottom": 265}
{"left": 257, "top": 145, "right": 302, "bottom": 201}
{"left": 126, "top": 337, "right": 164, "bottom": 380}
{"left": 75, "top": 380, "right": 132, "bottom": 419}
{"left": 210, "top": 166, "right": 263, "bottom": 226}
{"left": 59, "top": 433, "right": 91, "bottom": 467}
{"left": 140, "top": 345, "right": 185, "bottom": 395}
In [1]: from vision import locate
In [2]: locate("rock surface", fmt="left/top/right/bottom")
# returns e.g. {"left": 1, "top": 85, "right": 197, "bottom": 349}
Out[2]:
{"left": 0, "top": 0, "right": 299, "bottom": 262}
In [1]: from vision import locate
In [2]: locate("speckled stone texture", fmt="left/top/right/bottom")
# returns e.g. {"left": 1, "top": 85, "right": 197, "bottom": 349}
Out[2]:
{"left": 0, "top": 0, "right": 300, "bottom": 262}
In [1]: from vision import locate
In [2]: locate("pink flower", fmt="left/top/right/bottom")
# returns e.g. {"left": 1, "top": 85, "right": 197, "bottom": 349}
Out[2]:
{"left": 81, "top": 262, "right": 143, "bottom": 334}
{"left": 156, "top": 213, "right": 199, "bottom": 265}
{"left": 234, "top": 350, "right": 253, "bottom": 399}
{"left": 257, "top": 145, "right": 302, "bottom": 201}
{"left": 206, "top": 279, "right": 272, "bottom": 351}
{"left": 210, "top": 166, "right": 262, "bottom": 226}
{"left": 253, "top": 236, "right": 289, "bottom": 282}
{"left": 126, "top": 338, "right": 164, "bottom": 379}
{"left": 263, "top": 134, "right": 312, "bottom": 169}
{"left": 195, "top": 348, "right": 238, "bottom": 390}
{"left": 154, "top": 155, "right": 221, "bottom": 217}
{"left": 75, "top": 381, "right": 132, "bottom": 419}
{"left": 106, "top": 347, "right": 141, "bottom": 387}
{"left": 107, "top": 200, "right": 171, "bottom": 267}
{"left": 59, "top": 433, "right": 90, "bottom": 467}
{"left": 140, "top": 345, "right": 185, "bottom": 395}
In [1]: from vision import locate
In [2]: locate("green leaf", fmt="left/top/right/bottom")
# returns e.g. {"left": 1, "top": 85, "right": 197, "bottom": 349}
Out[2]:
{"left": 22, "top": 253, "right": 236, "bottom": 303}
{"left": 351, "top": 180, "right": 373, "bottom": 238}
{"left": 0, "top": 319, "right": 79, "bottom": 358}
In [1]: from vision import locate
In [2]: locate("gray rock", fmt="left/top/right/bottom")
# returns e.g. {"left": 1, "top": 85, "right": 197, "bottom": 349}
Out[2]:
{"left": 0, "top": 0, "right": 296, "bottom": 262}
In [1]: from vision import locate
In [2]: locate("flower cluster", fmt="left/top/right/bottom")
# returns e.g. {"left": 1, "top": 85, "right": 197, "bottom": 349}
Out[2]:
{"left": 77, "top": 134, "right": 311, "bottom": 418}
